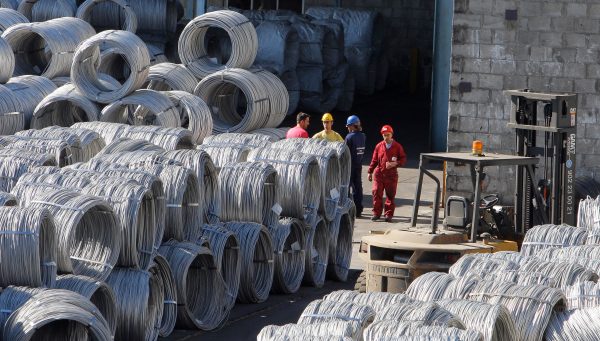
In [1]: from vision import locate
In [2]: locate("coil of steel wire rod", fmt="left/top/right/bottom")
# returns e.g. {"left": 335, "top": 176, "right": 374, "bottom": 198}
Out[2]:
{"left": 15, "top": 171, "right": 91, "bottom": 192}
{"left": 545, "top": 306, "right": 600, "bottom": 341}
{"left": 374, "top": 301, "right": 465, "bottom": 328}
{"left": 203, "top": 132, "right": 272, "bottom": 147}
{"left": 17, "top": 126, "right": 106, "bottom": 163}
{"left": 76, "top": 0, "right": 138, "bottom": 32}
{"left": 197, "top": 144, "right": 252, "bottom": 171}
{"left": 0, "top": 286, "right": 45, "bottom": 328}
{"left": 519, "top": 258, "right": 597, "bottom": 289}
{"left": 179, "top": 10, "right": 258, "bottom": 78}
{"left": 18, "top": 0, "right": 76, "bottom": 22}
{"left": 54, "top": 274, "right": 118, "bottom": 336}
{"left": 149, "top": 254, "right": 177, "bottom": 337}
{"left": 258, "top": 321, "right": 354, "bottom": 341}
{"left": 323, "top": 290, "right": 415, "bottom": 313}
{"left": 6, "top": 137, "right": 73, "bottom": 167}
{"left": 96, "top": 138, "right": 165, "bottom": 156}
{"left": 249, "top": 127, "right": 290, "bottom": 142}
{"left": 122, "top": 125, "right": 194, "bottom": 150}
{"left": 303, "top": 214, "right": 329, "bottom": 288}
{"left": 5, "top": 75, "right": 56, "bottom": 128}
{"left": 449, "top": 254, "right": 519, "bottom": 278}
{"left": 200, "top": 224, "right": 241, "bottom": 312}
{"left": 364, "top": 321, "right": 482, "bottom": 341}
{"left": 0, "top": 36, "right": 14, "bottom": 83}
{"left": 298, "top": 300, "right": 375, "bottom": 340}
{"left": 0, "top": 206, "right": 56, "bottom": 287}
{"left": 72, "top": 30, "right": 150, "bottom": 104}
{"left": 0, "top": 154, "right": 57, "bottom": 192}
{"left": 105, "top": 267, "right": 162, "bottom": 340}
{"left": 326, "top": 204, "right": 353, "bottom": 282}
{"left": 2, "top": 17, "right": 95, "bottom": 79}
{"left": 521, "top": 224, "right": 588, "bottom": 256}
{"left": 100, "top": 89, "right": 181, "bottom": 127}
{"left": 91, "top": 150, "right": 163, "bottom": 169}
{"left": 72, "top": 121, "right": 130, "bottom": 145}
{"left": 26, "top": 188, "right": 121, "bottom": 281}
{"left": 0, "top": 83, "right": 23, "bottom": 135}
{"left": 269, "top": 217, "right": 306, "bottom": 294}
{"left": 225, "top": 221, "right": 274, "bottom": 303}
{"left": 327, "top": 141, "right": 351, "bottom": 203}
{"left": 159, "top": 240, "right": 228, "bottom": 330}
{"left": 250, "top": 68, "right": 289, "bottom": 127}
{"left": 564, "top": 281, "right": 600, "bottom": 310}
{"left": 145, "top": 62, "right": 197, "bottom": 93}
{"left": 0, "top": 8, "right": 28, "bottom": 34}
{"left": 0, "top": 191, "right": 16, "bottom": 206}
{"left": 32, "top": 84, "right": 100, "bottom": 128}
{"left": 405, "top": 272, "right": 461, "bottom": 301}
{"left": 129, "top": 0, "right": 177, "bottom": 37}
{"left": 248, "top": 148, "right": 322, "bottom": 219}
{"left": 165, "top": 90, "right": 213, "bottom": 145}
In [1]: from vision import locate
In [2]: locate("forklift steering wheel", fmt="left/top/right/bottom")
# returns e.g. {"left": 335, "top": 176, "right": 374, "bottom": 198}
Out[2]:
{"left": 480, "top": 194, "right": 499, "bottom": 209}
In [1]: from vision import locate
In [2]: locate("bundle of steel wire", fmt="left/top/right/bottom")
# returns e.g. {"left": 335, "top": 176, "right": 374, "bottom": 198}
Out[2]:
{"left": 203, "top": 132, "right": 272, "bottom": 147}
{"left": 0, "top": 154, "right": 55, "bottom": 192}
{"left": 363, "top": 321, "right": 482, "bottom": 341}
{"left": 448, "top": 254, "right": 519, "bottom": 278}
{"left": 0, "top": 206, "right": 56, "bottom": 287}
{"left": 374, "top": 301, "right": 465, "bottom": 328}
{"left": 0, "top": 190, "right": 16, "bottom": 206}
{"left": 0, "top": 36, "right": 14, "bottom": 83}
{"left": 121, "top": 124, "right": 194, "bottom": 150}
{"left": 269, "top": 217, "right": 306, "bottom": 294}
{"left": 105, "top": 267, "right": 162, "bottom": 340}
{"left": 248, "top": 148, "right": 322, "bottom": 219}
{"left": 95, "top": 138, "right": 165, "bottom": 158}
{"left": 0, "top": 286, "right": 44, "bottom": 328}
{"left": 17, "top": 0, "right": 76, "bottom": 22}
{"left": 72, "top": 30, "right": 150, "bottom": 104}
{"left": 32, "top": 83, "right": 100, "bottom": 128}
{"left": 545, "top": 306, "right": 600, "bottom": 341}
{"left": 5, "top": 75, "right": 57, "bottom": 128}
{"left": 297, "top": 299, "right": 376, "bottom": 340}
{"left": 100, "top": 89, "right": 181, "bottom": 128}
{"left": 518, "top": 258, "right": 597, "bottom": 288}
{"left": 158, "top": 240, "right": 227, "bottom": 330}
{"left": 485, "top": 250, "right": 533, "bottom": 266}
{"left": 198, "top": 144, "right": 252, "bottom": 171}
{"left": 327, "top": 203, "right": 353, "bottom": 281}
{"left": 436, "top": 299, "right": 518, "bottom": 341}
{"left": 2, "top": 17, "right": 95, "bottom": 78}
{"left": 26, "top": 187, "right": 121, "bottom": 281}
{"left": 218, "top": 161, "right": 280, "bottom": 227}
{"left": 54, "top": 274, "right": 118, "bottom": 336}
{"left": 76, "top": 0, "right": 138, "bottom": 32}
{"left": 0, "top": 83, "right": 23, "bottom": 135}
{"left": 165, "top": 90, "right": 213, "bottom": 145}
{"left": 563, "top": 281, "right": 600, "bottom": 310}
{"left": 91, "top": 150, "right": 163, "bottom": 169}
{"left": 578, "top": 196, "right": 600, "bottom": 243}
{"left": 83, "top": 178, "right": 156, "bottom": 270}
{"left": 72, "top": 121, "right": 130, "bottom": 145}
{"left": 258, "top": 321, "right": 354, "bottom": 341}
{"left": 472, "top": 269, "right": 555, "bottom": 287}
{"left": 200, "top": 224, "right": 241, "bottom": 311}
{"left": 145, "top": 62, "right": 197, "bottom": 93}
{"left": 2, "top": 288, "right": 113, "bottom": 341}
{"left": 249, "top": 127, "right": 290, "bottom": 142}
{"left": 303, "top": 214, "right": 330, "bottom": 288}
{"left": 129, "top": 0, "right": 177, "bottom": 38}
{"left": 162, "top": 149, "right": 220, "bottom": 224}
{"left": 225, "top": 221, "right": 274, "bottom": 303}
{"left": 194, "top": 68, "right": 273, "bottom": 133}
{"left": 5, "top": 137, "right": 72, "bottom": 166}
{"left": 250, "top": 68, "right": 289, "bottom": 127}
{"left": 179, "top": 10, "right": 257, "bottom": 78}
{"left": 28, "top": 126, "right": 106, "bottom": 163}
{"left": 0, "top": 8, "right": 28, "bottom": 34}
{"left": 520, "top": 224, "right": 588, "bottom": 256}
{"left": 149, "top": 254, "right": 177, "bottom": 337}
{"left": 323, "top": 290, "right": 415, "bottom": 313}
{"left": 327, "top": 141, "right": 351, "bottom": 203}
{"left": 406, "top": 272, "right": 474, "bottom": 302}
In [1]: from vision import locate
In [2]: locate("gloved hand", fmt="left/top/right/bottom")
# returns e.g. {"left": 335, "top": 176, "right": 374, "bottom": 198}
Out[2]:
{"left": 368, "top": 173, "right": 372, "bottom": 182}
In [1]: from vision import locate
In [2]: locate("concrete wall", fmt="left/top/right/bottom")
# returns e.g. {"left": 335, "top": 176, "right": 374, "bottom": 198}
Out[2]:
{"left": 447, "top": 0, "right": 600, "bottom": 202}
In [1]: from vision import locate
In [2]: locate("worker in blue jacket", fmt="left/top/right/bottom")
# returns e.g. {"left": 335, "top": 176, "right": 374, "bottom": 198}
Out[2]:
{"left": 345, "top": 115, "right": 366, "bottom": 217}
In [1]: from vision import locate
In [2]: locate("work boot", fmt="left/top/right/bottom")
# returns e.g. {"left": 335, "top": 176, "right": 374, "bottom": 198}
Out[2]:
{"left": 371, "top": 215, "right": 380, "bottom": 221}
{"left": 385, "top": 216, "right": 393, "bottom": 223}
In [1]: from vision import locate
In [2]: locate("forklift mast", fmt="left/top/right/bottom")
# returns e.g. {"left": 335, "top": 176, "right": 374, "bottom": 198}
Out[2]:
{"left": 506, "top": 90, "right": 577, "bottom": 234}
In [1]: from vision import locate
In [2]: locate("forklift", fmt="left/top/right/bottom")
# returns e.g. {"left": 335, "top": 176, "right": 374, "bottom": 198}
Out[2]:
{"left": 356, "top": 90, "right": 578, "bottom": 293}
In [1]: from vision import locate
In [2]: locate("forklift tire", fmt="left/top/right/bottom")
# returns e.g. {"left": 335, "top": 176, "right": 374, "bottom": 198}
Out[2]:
{"left": 354, "top": 271, "right": 366, "bottom": 293}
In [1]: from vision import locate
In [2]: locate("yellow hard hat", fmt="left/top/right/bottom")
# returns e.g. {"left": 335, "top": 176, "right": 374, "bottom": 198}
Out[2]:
{"left": 322, "top": 113, "right": 334, "bottom": 122}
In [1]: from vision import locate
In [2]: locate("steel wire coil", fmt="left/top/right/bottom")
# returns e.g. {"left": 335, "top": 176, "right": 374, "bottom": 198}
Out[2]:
{"left": 0, "top": 191, "right": 16, "bottom": 206}
{"left": 100, "top": 89, "right": 181, "bottom": 127}
{"left": 179, "top": 10, "right": 257, "bottom": 78}
{"left": 158, "top": 240, "right": 227, "bottom": 330}
{"left": 270, "top": 217, "right": 306, "bottom": 294}
{"left": 6, "top": 137, "right": 73, "bottom": 167}
{"left": 298, "top": 299, "right": 375, "bottom": 340}
{"left": 485, "top": 250, "right": 533, "bottom": 266}
{"left": 0, "top": 36, "right": 14, "bottom": 83}
{"left": 197, "top": 144, "right": 252, "bottom": 171}
{"left": 32, "top": 84, "right": 100, "bottom": 128}
{"left": 303, "top": 214, "right": 329, "bottom": 288}
{"left": 225, "top": 221, "right": 274, "bottom": 304}
{"left": 19, "top": 126, "right": 106, "bottom": 163}
{"left": 406, "top": 272, "right": 466, "bottom": 301}
{"left": 545, "top": 306, "right": 600, "bottom": 341}
{"left": 0, "top": 286, "right": 45, "bottom": 328}
{"left": 165, "top": 90, "right": 213, "bottom": 145}
{"left": 161, "top": 149, "right": 220, "bottom": 224}
{"left": 2, "top": 288, "right": 113, "bottom": 341}
{"left": 26, "top": 188, "right": 121, "bottom": 281}
{"left": 18, "top": 0, "right": 77, "bottom": 22}
{"left": 521, "top": 224, "right": 588, "bottom": 256}
{"left": 76, "top": 0, "right": 138, "bottom": 33}
{"left": 54, "top": 274, "right": 118, "bottom": 337}
{"left": 96, "top": 138, "right": 165, "bottom": 156}
{"left": 258, "top": 321, "right": 354, "bottom": 341}
{"left": 148, "top": 254, "right": 177, "bottom": 337}
{"left": 565, "top": 279, "right": 600, "bottom": 309}
{"left": 326, "top": 204, "right": 353, "bottom": 282}
{"left": 323, "top": 290, "right": 415, "bottom": 313}
{"left": 248, "top": 148, "right": 322, "bottom": 219}
{"left": 250, "top": 68, "right": 289, "bottom": 127}
{"left": 72, "top": 30, "right": 150, "bottom": 104}
{"left": 519, "top": 258, "right": 596, "bottom": 289}
{"left": 129, "top": 0, "right": 177, "bottom": 37}
{"left": 375, "top": 301, "right": 465, "bottom": 328}
{"left": 83, "top": 178, "right": 156, "bottom": 270}
{"left": 105, "top": 267, "right": 162, "bottom": 340}
{"left": 448, "top": 254, "right": 519, "bottom": 278}
{"left": 327, "top": 141, "right": 351, "bottom": 203}
{"left": 0, "top": 83, "right": 23, "bottom": 135}
{"left": 91, "top": 150, "right": 163, "bottom": 168}
{"left": 2, "top": 17, "right": 95, "bottom": 79}
{"left": 122, "top": 125, "right": 194, "bottom": 150}
{"left": 194, "top": 68, "right": 271, "bottom": 133}
{"left": 269, "top": 336, "right": 351, "bottom": 341}
{"left": 203, "top": 132, "right": 272, "bottom": 146}
{"left": 5, "top": 75, "right": 56, "bottom": 128}
{"left": 0, "top": 152, "right": 57, "bottom": 192}
{"left": 145, "top": 62, "right": 197, "bottom": 93}
{"left": 0, "top": 206, "right": 56, "bottom": 287}
{"left": 0, "top": 8, "right": 28, "bottom": 34}
{"left": 249, "top": 127, "right": 290, "bottom": 142}
{"left": 364, "top": 321, "right": 482, "bottom": 341}
{"left": 15, "top": 172, "right": 91, "bottom": 194}
{"left": 199, "top": 224, "right": 241, "bottom": 311}
{"left": 72, "top": 121, "right": 130, "bottom": 145}
{"left": 218, "top": 161, "right": 279, "bottom": 227}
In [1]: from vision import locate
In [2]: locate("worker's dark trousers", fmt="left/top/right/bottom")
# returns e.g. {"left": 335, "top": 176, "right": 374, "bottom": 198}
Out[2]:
{"left": 349, "top": 166, "right": 363, "bottom": 214}
{"left": 372, "top": 174, "right": 398, "bottom": 218}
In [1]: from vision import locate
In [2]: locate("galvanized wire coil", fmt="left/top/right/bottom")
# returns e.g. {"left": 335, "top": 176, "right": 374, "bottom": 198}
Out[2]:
{"left": 100, "top": 89, "right": 181, "bottom": 128}
{"left": 122, "top": 124, "right": 194, "bottom": 150}
{"left": 250, "top": 68, "right": 289, "bottom": 127}
{"left": 72, "top": 30, "right": 150, "bottom": 104}
{"left": 27, "top": 187, "right": 121, "bottom": 281}
{"left": 91, "top": 150, "right": 163, "bottom": 168}
{"left": 0, "top": 151, "right": 57, "bottom": 192}
{"left": 6, "top": 137, "right": 73, "bottom": 167}
{"left": 76, "top": 0, "right": 138, "bottom": 32}
{"left": 200, "top": 224, "right": 241, "bottom": 312}
{"left": 258, "top": 321, "right": 354, "bottom": 341}
{"left": 194, "top": 68, "right": 271, "bottom": 133}
{"left": 162, "top": 149, "right": 220, "bottom": 224}
{"left": 18, "top": 0, "right": 77, "bottom": 22}
{"left": 545, "top": 306, "right": 600, "bottom": 341}
{"left": 0, "top": 36, "right": 14, "bottom": 83}
{"left": 97, "top": 138, "right": 165, "bottom": 156}
{"left": 0, "top": 206, "right": 56, "bottom": 287}
{"left": 519, "top": 258, "right": 596, "bottom": 289}
{"left": 0, "top": 8, "right": 28, "bottom": 34}
{"left": 225, "top": 221, "right": 274, "bottom": 303}
{"left": 270, "top": 217, "right": 306, "bottom": 294}
{"left": 0, "top": 83, "right": 23, "bottom": 135}
{"left": 449, "top": 254, "right": 519, "bottom": 278}
{"left": 327, "top": 141, "right": 351, "bottom": 203}
{"left": 54, "top": 274, "right": 118, "bottom": 337}
{"left": 406, "top": 272, "right": 461, "bottom": 301}
{"left": 521, "top": 224, "right": 588, "bottom": 256}
{"left": 145, "top": 62, "right": 197, "bottom": 93}
{"left": 72, "top": 121, "right": 130, "bottom": 145}
{"left": 32, "top": 84, "right": 100, "bottom": 129}
{"left": 323, "top": 290, "right": 415, "bottom": 313}
{"left": 303, "top": 214, "right": 330, "bottom": 288}
{"left": 5, "top": 75, "right": 57, "bottom": 128}
{"left": 179, "top": 10, "right": 258, "bottom": 78}
{"left": 105, "top": 267, "right": 162, "bottom": 340}
{"left": 248, "top": 148, "right": 322, "bottom": 219}
{"left": 2, "top": 17, "right": 95, "bottom": 79}
{"left": 197, "top": 144, "right": 252, "bottom": 172}
{"left": 297, "top": 299, "right": 376, "bottom": 340}
{"left": 165, "top": 90, "right": 213, "bottom": 145}
{"left": 17, "top": 126, "right": 106, "bottom": 163}
{"left": 375, "top": 301, "right": 465, "bottom": 328}
{"left": 0, "top": 286, "right": 44, "bottom": 329}
{"left": 564, "top": 281, "right": 600, "bottom": 310}
{"left": 0, "top": 191, "right": 16, "bottom": 206}
{"left": 158, "top": 240, "right": 227, "bottom": 330}
{"left": 203, "top": 132, "right": 272, "bottom": 147}
{"left": 327, "top": 203, "right": 353, "bottom": 282}
{"left": 364, "top": 321, "right": 482, "bottom": 341}
{"left": 149, "top": 254, "right": 177, "bottom": 337}
{"left": 249, "top": 127, "right": 290, "bottom": 142}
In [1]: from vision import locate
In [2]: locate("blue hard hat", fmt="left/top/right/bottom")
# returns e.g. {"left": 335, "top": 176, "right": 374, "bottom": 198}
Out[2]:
{"left": 346, "top": 115, "right": 360, "bottom": 126}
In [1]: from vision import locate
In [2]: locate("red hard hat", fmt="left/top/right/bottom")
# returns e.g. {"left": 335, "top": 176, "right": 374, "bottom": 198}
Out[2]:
{"left": 380, "top": 125, "right": 394, "bottom": 135}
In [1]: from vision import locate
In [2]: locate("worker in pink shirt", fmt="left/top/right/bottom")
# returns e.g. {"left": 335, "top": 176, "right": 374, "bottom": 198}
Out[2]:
{"left": 286, "top": 112, "right": 310, "bottom": 138}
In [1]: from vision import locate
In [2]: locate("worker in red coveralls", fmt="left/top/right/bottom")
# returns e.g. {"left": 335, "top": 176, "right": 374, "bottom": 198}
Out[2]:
{"left": 286, "top": 112, "right": 310, "bottom": 138}
{"left": 367, "top": 125, "right": 407, "bottom": 222}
